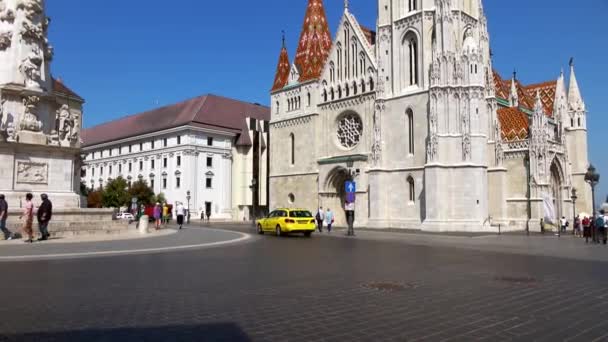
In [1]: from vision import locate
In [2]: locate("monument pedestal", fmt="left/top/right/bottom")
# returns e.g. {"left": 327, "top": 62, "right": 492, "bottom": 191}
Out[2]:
{"left": 18, "top": 131, "right": 47, "bottom": 145}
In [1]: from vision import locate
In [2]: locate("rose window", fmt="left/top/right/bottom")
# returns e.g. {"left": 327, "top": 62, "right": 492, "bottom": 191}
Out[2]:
{"left": 337, "top": 114, "right": 363, "bottom": 149}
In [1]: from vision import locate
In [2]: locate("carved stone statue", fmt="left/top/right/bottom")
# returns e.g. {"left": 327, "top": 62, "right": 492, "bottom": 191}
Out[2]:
{"left": 56, "top": 104, "right": 74, "bottom": 141}
{"left": 16, "top": 0, "right": 43, "bottom": 20}
{"left": 20, "top": 95, "right": 42, "bottom": 132}
{"left": 0, "top": 1, "right": 15, "bottom": 23}
{"left": 0, "top": 31, "right": 11, "bottom": 50}
{"left": 19, "top": 50, "right": 42, "bottom": 88}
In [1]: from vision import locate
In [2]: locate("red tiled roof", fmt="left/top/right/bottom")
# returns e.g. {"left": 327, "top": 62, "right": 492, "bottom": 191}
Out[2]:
{"left": 493, "top": 71, "right": 509, "bottom": 99}
{"left": 82, "top": 94, "right": 270, "bottom": 147}
{"left": 497, "top": 107, "right": 529, "bottom": 141}
{"left": 525, "top": 80, "right": 557, "bottom": 117}
{"left": 53, "top": 78, "right": 83, "bottom": 101}
{"left": 294, "top": 0, "right": 332, "bottom": 82}
{"left": 271, "top": 46, "right": 291, "bottom": 92}
{"left": 359, "top": 25, "right": 376, "bottom": 46}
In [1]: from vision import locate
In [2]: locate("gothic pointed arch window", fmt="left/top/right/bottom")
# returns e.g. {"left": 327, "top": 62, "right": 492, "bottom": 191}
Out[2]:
{"left": 407, "top": 108, "right": 415, "bottom": 155}
{"left": 361, "top": 79, "right": 366, "bottom": 93}
{"left": 408, "top": 176, "right": 415, "bottom": 203}
{"left": 307, "top": 92, "right": 311, "bottom": 107}
{"left": 338, "top": 85, "right": 343, "bottom": 99}
{"left": 275, "top": 101, "right": 279, "bottom": 115}
{"left": 331, "top": 87, "right": 335, "bottom": 100}
{"left": 369, "top": 77, "right": 375, "bottom": 91}
{"left": 402, "top": 32, "right": 419, "bottom": 87}
{"left": 323, "top": 89, "right": 328, "bottom": 102}
{"left": 353, "top": 81, "right": 358, "bottom": 95}
{"left": 289, "top": 133, "right": 295, "bottom": 165}
{"left": 345, "top": 83, "right": 350, "bottom": 97}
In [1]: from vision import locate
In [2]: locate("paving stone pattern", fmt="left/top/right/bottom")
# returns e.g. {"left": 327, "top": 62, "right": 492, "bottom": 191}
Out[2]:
{"left": 1, "top": 226, "right": 608, "bottom": 341}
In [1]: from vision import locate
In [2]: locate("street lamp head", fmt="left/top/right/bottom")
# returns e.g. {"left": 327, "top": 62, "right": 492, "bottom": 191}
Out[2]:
{"left": 571, "top": 187, "right": 578, "bottom": 201}
{"left": 585, "top": 165, "right": 600, "bottom": 185}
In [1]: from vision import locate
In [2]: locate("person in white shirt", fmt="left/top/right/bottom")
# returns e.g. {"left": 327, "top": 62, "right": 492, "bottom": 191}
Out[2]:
{"left": 559, "top": 216, "right": 568, "bottom": 236}
{"left": 176, "top": 202, "right": 185, "bottom": 230}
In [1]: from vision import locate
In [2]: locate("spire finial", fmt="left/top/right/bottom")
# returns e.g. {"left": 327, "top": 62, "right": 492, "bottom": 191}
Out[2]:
{"left": 569, "top": 57, "right": 574, "bottom": 67}
{"left": 512, "top": 69, "right": 517, "bottom": 80}
{"left": 281, "top": 30, "right": 286, "bottom": 48}
{"left": 344, "top": 0, "right": 349, "bottom": 10}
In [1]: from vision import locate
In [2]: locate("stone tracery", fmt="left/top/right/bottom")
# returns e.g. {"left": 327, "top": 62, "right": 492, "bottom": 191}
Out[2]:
{"left": 337, "top": 113, "right": 363, "bottom": 149}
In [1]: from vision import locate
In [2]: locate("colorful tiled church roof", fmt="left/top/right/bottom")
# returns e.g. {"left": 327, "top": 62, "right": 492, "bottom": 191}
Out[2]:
{"left": 271, "top": 38, "right": 291, "bottom": 92}
{"left": 497, "top": 107, "right": 529, "bottom": 141}
{"left": 525, "top": 80, "right": 557, "bottom": 117}
{"left": 294, "top": 0, "right": 332, "bottom": 82}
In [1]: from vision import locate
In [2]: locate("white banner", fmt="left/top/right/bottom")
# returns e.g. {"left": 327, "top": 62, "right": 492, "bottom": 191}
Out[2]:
{"left": 543, "top": 193, "right": 556, "bottom": 226}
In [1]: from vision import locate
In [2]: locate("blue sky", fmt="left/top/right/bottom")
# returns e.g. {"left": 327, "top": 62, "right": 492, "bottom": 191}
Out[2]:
{"left": 47, "top": 0, "right": 607, "bottom": 203}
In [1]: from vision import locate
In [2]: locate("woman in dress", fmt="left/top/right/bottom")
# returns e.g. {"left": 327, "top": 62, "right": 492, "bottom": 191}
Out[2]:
{"left": 21, "top": 193, "right": 34, "bottom": 243}
{"left": 153, "top": 202, "right": 162, "bottom": 230}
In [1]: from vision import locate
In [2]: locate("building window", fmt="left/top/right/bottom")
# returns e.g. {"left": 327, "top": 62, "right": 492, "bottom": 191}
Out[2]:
{"left": 163, "top": 158, "right": 167, "bottom": 168}
{"left": 207, "top": 156, "right": 213, "bottom": 168}
{"left": 307, "top": 92, "right": 311, "bottom": 107}
{"left": 128, "top": 163, "right": 132, "bottom": 172}
{"left": 337, "top": 113, "right": 363, "bottom": 149}
{"left": 118, "top": 164, "right": 122, "bottom": 173}
{"left": 139, "top": 143, "right": 143, "bottom": 151}
{"left": 407, "top": 109, "right": 414, "bottom": 155}
{"left": 369, "top": 77, "right": 375, "bottom": 91}
{"left": 408, "top": 176, "right": 415, "bottom": 203}
{"left": 151, "top": 140, "right": 155, "bottom": 149}
{"left": 289, "top": 133, "right": 295, "bottom": 165}
{"left": 177, "top": 156, "right": 181, "bottom": 167}
{"left": 163, "top": 138, "right": 167, "bottom": 147}
{"left": 408, "top": 0, "right": 417, "bottom": 12}
{"left": 404, "top": 34, "right": 419, "bottom": 86}
{"left": 151, "top": 159, "right": 155, "bottom": 170}
{"left": 92, "top": 168, "right": 95, "bottom": 177}
{"left": 578, "top": 118, "right": 581, "bottom": 127}
{"left": 100, "top": 167, "right": 104, "bottom": 176}
{"left": 109, "top": 166, "right": 112, "bottom": 175}
{"left": 571, "top": 118, "right": 574, "bottom": 127}
{"left": 150, "top": 179, "right": 155, "bottom": 189}
{"left": 207, "top": 137, "right": 213, "bottom": 146}
{"left": 109, "top": 149, "right": 113, "bottom": 156}
{"left": 139, "top": 161, "right": 143, "bottom": 171}
{"left": 177, "top": 135, "right": 181, "bottom": 145}
{"left": 119, "top": 146, "right": 122, "bottom": 155}
{"left": 129, "top": 145, "right": 132, "bottom": 153}
{"left": 176, "top": 177, "right": 181, "bottom": 188}
{"left": 162, "top": 178, "right": 167, "bottom": 189}
{"left": 206, "top": 178, "right": 213, "bottom": 189}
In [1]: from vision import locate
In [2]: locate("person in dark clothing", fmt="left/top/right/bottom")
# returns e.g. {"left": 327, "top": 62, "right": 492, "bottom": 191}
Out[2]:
{"left": 37, "top": 194, "right": 52, "bottom": 241}
{"left": 0, "top": 194, "right": 13, "bottom": 240}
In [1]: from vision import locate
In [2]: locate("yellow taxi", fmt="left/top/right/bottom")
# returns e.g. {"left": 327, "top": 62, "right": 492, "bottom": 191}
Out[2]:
{"left": 256, "top": 208, "right": 316, "bottom": 237}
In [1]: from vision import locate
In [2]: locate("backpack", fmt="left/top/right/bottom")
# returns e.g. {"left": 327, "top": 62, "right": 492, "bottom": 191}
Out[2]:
{"left": 315, "top": 212, "right": 321, "bottom": 221}
{"left": 596, "top": 216, "right": 605, "bottom": 229}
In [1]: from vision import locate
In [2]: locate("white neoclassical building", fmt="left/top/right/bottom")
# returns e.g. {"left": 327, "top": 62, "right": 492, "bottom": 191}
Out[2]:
{"left": 82, "top": 94, "right": 270, "bottom": 221}
{"left": 269, "top": 0, "right": 592, "bottom": 232}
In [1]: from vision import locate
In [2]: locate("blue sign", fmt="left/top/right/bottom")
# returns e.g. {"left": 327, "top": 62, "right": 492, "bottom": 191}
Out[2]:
{"left": 345, "top": 181, "right": 356, "bottom": 194}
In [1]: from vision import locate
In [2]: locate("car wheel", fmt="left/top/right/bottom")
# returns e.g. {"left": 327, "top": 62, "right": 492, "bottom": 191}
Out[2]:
{"left": 304, "top": 231, "right": 312, "bottom": 238}
{"left": 276, "top": 225, "right": 283, "bottom": 237}
{"left": 257, "top": 224, "right": 264, "bottom": 235}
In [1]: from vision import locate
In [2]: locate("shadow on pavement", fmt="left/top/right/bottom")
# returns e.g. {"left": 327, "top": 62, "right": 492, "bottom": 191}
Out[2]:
{"left": 1, "top": 323, "right": 251, "bottom": 342}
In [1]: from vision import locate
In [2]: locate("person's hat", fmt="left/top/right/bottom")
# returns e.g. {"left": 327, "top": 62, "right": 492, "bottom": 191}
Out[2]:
{"left": 41, "top": 193, "right": 48, "bottom": 200}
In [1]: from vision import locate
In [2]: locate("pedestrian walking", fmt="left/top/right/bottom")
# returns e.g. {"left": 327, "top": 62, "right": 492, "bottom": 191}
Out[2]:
{"left": 20, "top": 193, "right": 34, "bottom": 243}
{"left": 153, "top": 202, "right": 162, "bottom": 230}
{"left": 162, "top": 203, "right": 169, "bottom": 224}
{"left": 176, "top": 202, "right": 185, "bottom": 229}
{"left": 325, "top": 208, "right": 334, "bottom": 233}
{"left": 583, "top": 216, "right": 591, "bottom": 243}
{"left": 559, "top": 216, "right": 567, "bottom": 235}
{"left": 206, "top": 209, "right": 211, "bottom": 223}
{"left": 315, "top": 206, "right": 325, "bottom": 233}
{"left": 596, "top": 211, "right": 606, "bottom": 245}
{"left": 36, "top": 194, "right": 52, "bottom": 241}
{"left": 0, "top": 194, "right": 13, "bottom": 240}
{"left": 574, "top": 215, "right": 581, "bottom": 237}
{"left": 540, "top": 218, "right": 545, "bottom": 234}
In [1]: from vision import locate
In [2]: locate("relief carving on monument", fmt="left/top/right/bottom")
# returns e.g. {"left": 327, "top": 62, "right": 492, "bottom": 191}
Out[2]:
{"left": 16, "top": 161, "right": 48, "bottom": 184}
{"left": 0, "top": 1, "right": 15, "bottom": 23}
{"left": 19, "top": 49, "right": 42, "bottom": 88}
{"left": 50, "top": 104, "right": 79, "bottom": 146}
{"left": 16, "top": 0, "right": 43, "bottom": 20}
{"left": 20, "top": 20, "right": 43, "bottom": 41}
{"left": 20, "top": 95, "right": 42, "bottom": 132}
{"left": 0, "top": 31, "right": 11, "bottom": 50}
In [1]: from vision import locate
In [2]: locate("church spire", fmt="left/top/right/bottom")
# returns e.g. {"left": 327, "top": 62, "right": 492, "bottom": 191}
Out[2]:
{"left": 294, "top": 0, "right": 332, "bottom": 82}
{"left": 509, "top": 71, "right": 519, "bottom": 107}
{"left": 568, "top": 58, "right": 585, "bottom": 111}
{"left": 271, "top": 32, "right": 291, "bottom": 92}
{"left": 553, "top": 69, "right": 567, "bottom": 119}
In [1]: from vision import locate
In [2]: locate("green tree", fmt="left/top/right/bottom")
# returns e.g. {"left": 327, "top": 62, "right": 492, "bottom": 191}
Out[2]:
{"left": 129, "top": 179, "right": 155, "bottom": 205}
{"left": 101, "top": 177, "right": 130, "bottom": 208}
{"left": 80, "top": 182, "right": 90, "bottom": 197}
{"left": 154, "top": 192, "right": 167, "bottom": 205}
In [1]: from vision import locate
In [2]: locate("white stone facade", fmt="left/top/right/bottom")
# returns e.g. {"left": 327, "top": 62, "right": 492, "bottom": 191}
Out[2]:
{"left": 83, "top": 121, "right": 269, "bottom": 221}
{"left": 269, "top": 0, "right": 592, "bottom": 232}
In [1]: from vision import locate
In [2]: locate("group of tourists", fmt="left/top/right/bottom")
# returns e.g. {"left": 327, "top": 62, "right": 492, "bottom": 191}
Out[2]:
{"left": 152, "top": 202, "right": 186, "bottom": 230}
{"left": 0, "top": 193, "right": 53, "bottom": 243}
{"left": 315, "top": 206, "right": 335, "bottom": 233}
{"left": 550, "top": 210, "right": 608, "bottom": 244}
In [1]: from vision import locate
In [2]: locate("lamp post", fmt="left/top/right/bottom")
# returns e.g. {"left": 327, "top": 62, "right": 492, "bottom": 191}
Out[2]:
{"left": 524, "top": 155, "right": 531, "bottom": 236}
{"left": 186, "top": 190, "right": 191, "bottom": 224}
{"left": 585, "top": 165, "right": 600, "bottom": 218}
{"left": 571, "top": 188, "right": 577, "bottom": 236}
{"left": 250, "top": 178, "right": 257, "bottom": 227}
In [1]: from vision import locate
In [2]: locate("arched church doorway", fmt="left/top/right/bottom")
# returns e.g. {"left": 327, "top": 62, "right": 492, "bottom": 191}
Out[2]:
{"left": 324, "top": 166, "right": 353, "bottom": 207}
{"left": 550, "top": 160, "right": 563, "bottom": 221}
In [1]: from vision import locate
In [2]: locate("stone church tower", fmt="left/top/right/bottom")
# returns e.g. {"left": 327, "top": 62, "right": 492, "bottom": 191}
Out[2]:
{"left": 269, "top": 0, "right": 592, "bottom": 232}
